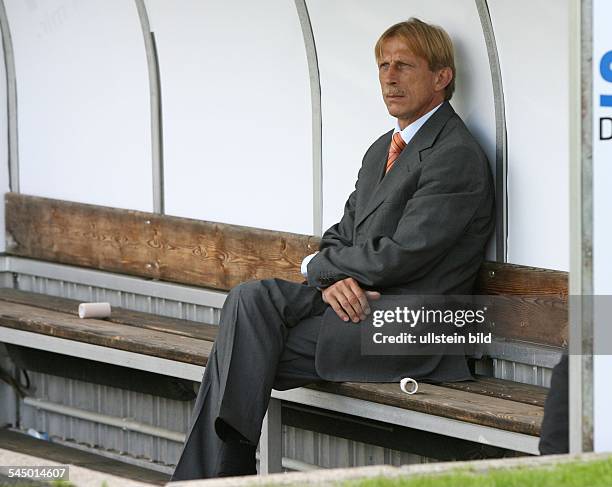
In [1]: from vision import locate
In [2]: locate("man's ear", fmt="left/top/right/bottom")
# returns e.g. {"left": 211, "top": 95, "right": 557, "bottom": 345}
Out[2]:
{"left": 434, "top": 67, "right": 453, "bottom": 93}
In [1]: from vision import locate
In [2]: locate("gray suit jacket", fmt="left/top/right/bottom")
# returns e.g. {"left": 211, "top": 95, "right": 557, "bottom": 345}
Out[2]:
{"left": 308, "top": 101, "right": 495, "bottom": 382}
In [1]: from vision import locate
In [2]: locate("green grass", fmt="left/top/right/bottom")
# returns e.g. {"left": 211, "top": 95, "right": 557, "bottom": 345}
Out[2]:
{"left": 342, "top": 458, "right": 612, "bottom": 487}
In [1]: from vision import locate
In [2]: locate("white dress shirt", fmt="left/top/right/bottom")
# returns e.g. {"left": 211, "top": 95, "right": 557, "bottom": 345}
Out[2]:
{"left": 300, "top": 103, "right": 443, "bottom": 279}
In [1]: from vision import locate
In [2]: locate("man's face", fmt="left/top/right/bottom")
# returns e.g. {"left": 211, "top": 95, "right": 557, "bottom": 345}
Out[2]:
{"left": 378, "top": 36, "right": 448, "bottom": 129}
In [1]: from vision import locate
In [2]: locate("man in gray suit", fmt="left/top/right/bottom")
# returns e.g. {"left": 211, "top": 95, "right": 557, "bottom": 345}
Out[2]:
{"left": 172, "top": 18, "right": 494, "bottom": 480}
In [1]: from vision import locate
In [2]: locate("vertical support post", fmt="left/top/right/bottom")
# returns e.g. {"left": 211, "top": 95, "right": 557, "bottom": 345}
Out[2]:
{"left": 0, "top": 0, "right": 19, "bottom": 193}
{"left": 591, "top": 0, "right": 612, "bottom": 452}
{"left": 294, "top": 0, "right": 322, "bottom": 237}
{"left": 0, "top": 345, "right": 18, "bottom": 428}
{"left": 134, "top": 0, "right": 164, "bottom": 214}
{"left": 475, "top": 0, "right": 508, "bottom": 263}
{"left": 259, "top": 398, "right": 282, "bottom": 474}
{"left": 569, "top": 0, "right": 594, "bottom": 453}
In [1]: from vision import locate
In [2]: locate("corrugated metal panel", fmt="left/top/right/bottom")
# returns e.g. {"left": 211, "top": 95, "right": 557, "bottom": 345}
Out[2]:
{"left": 14, "top": 273, "right": 221, "bottom": 325}
{"left": 282, "top": 425, "right": 435, "bottom": 469}
{"left": 492, "top": 359, "right": 553, "bottom": 387}
{"left": 20, "top": 371, "right": 437, "bottom": 469}
{"left": 20, "top": 371, "right": 189, "bottom": 466}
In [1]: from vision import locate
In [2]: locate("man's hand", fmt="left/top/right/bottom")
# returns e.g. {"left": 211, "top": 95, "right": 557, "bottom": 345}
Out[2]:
{"left": 321, "top": 277, "right": 381, "bottom": 323}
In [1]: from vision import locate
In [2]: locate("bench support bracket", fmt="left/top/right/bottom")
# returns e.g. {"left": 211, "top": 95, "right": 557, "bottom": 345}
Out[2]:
{"left": 260, "top": 398, "right": 283, "bottom": 474}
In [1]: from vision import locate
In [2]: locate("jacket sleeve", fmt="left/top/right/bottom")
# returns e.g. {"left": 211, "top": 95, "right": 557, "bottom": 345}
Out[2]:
{"left": 307, "top": 146, "right": 490, "bottom": 289}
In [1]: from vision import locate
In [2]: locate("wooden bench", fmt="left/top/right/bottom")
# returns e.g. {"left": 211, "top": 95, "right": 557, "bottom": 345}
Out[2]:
{"left": 0, "top": 193, "right": 568, "bottom": 471}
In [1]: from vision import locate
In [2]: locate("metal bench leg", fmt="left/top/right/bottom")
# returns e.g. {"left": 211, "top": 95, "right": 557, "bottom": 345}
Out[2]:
{"left": 259, "top": 397, "right": 282, "bottom": 474}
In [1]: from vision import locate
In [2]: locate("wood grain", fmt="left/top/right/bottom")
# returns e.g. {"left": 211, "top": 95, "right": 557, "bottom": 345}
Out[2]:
{"left": 0, "top": 300, "right": 212, "bottom": 365}
{"left": 440, "top": 375, "right": 549, "bottom": 407}
{"left": 0, "top": 288, "right": 218, "bottom": 341}
{"left": 476, "top": 261, "right": 568, "bottom": 297}
{"left": 475, "top": 262, "right": 568, "bottom": 348}
{"left": 308, "top": 381, "right": 543, "bottom": 436}
{"left": 5, "top": 193, "right": 319, "bottom": 291}
{"left": 482, "top": 294, "right": 568, "bottom": 347}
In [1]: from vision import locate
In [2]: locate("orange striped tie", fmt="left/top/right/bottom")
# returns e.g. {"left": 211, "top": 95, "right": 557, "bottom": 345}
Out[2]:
{"left": 385, "top": 132, "right": 407, "bottom": 174}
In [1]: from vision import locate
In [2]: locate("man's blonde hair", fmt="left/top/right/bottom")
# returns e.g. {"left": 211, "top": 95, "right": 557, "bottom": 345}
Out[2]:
{"left": 374, "top": 18, "right": 456, "bottom": 100}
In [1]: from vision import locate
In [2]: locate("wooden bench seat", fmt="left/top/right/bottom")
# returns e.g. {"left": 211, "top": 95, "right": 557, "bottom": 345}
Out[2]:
{"left": 0, "top": 288, "right": 218, "bottom": 347}
{"left": 0, "top": 193, "right": 569, "bottom": 463}
{"left": 0, "top": 288, "right": 545, "bottom": 438}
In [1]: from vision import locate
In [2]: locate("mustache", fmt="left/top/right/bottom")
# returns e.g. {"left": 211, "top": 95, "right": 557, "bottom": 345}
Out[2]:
{"left": 384, "top": 90, "right": 405, "bottom": 97}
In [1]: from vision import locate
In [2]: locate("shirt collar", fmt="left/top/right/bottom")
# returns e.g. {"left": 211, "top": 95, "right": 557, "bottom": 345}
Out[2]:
{"left": 393, "top": 103, "right": 443, "bottom": 145}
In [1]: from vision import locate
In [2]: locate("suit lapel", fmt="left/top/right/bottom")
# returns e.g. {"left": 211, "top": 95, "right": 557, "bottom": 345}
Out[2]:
{"left": 355, "top": 102, "right": 456, "bottom": 229}
{"left": 354, "top": 130, "right": 390, "bottom": 225}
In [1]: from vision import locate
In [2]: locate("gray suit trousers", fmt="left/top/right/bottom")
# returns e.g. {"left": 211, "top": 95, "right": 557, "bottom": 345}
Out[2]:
{"left": 171, "top": 278, "right": 327, "bottom": 480}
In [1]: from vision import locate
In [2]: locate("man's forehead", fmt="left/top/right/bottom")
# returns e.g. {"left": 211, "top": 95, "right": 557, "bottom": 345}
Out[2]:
{"left": 379, "top": 38, "right": 421, "bottom": 59}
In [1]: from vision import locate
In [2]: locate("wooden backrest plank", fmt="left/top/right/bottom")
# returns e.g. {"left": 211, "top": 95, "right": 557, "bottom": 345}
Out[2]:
{"left": 476, "top": 262, "right": 568, "bottom": 348}
{"left": 5, "top": 193, "right": 318, "bottom": 291}
{"left": 476, "top": 261, "right": 567, "bottom": 297}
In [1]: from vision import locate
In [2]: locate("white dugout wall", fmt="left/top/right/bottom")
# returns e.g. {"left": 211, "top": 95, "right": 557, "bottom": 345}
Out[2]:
{"left": 0, "top": 0, "right": 571, "bottom": 271}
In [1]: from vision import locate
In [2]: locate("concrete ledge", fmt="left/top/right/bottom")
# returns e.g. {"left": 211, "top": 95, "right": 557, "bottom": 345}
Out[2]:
{"left": 167, "top": 452, "right": 612, "bottom": 487}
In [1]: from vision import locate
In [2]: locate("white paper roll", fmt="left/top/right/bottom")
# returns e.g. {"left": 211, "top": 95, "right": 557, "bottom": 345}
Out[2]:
{"left": 78, "top": 302, "right": 111, "bottom": 319}
{"left": 400, "top": 377, "right": 419, "bottom": 395}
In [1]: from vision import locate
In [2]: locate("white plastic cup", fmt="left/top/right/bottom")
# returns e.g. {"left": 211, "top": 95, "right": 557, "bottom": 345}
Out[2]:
{"left": 78, "top": 302, "right": 112, "bottom": 319}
